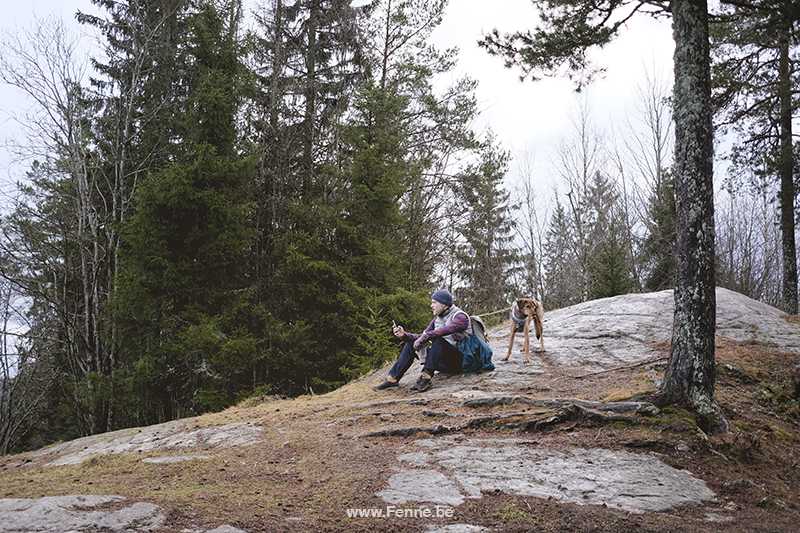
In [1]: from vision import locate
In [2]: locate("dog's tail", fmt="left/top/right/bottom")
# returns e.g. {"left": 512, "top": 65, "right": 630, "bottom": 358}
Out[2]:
{"left": 533, "top": 303, "right": 544, "bottom": 340}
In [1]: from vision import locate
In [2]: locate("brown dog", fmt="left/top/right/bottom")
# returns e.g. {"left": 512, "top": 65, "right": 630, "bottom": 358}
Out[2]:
{"left": 501, "top": 298, "right": 545, "bottom": 362}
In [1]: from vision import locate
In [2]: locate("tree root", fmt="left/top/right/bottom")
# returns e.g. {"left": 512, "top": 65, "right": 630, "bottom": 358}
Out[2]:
{"left": 342, "top": 398, "right": 429, "bottom": 411}
{"left": 358, "top": 413, "right": 523, "bottom": 439}
{"left": 462, "top": 396, "right": 659, "bottom": 416}
{"left": 502, "top": 403, "right": 638, "bottom": 432}
{"left": 569, "top": 356, "right": 668, "bottom": 379}
{"left": 357, "top": 402, "right": 640, "bottom": 439}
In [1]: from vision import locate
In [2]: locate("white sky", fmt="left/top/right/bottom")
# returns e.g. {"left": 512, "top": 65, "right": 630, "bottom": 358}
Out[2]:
{"left": 0, "top": 1, "right": 98, "bottom": 201}
{"left": 431, "top": 1, "right": 674, "bottom": 151}
{"left": 0, "top": 0, "right": 676, "bottom": 197}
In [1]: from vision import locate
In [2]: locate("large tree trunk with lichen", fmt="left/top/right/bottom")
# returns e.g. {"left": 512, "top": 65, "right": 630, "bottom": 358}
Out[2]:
{"left": 658, "top": 0, "right": 729, "bottom": 434}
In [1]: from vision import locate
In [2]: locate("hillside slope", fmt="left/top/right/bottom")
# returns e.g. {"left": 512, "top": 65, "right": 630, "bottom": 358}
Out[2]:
{"left": 1, "top": 288, "right": 799, "bottom": 532}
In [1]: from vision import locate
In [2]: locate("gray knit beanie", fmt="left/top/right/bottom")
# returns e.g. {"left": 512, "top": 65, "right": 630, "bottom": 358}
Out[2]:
{"left": 431, "top": 290, "right": 453, "bottom": 307}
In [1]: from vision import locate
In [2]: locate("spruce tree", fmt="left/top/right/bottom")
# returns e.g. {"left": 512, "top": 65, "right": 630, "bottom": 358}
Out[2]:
{"left": 454, "top": 135, "right": 519, "bottom": 314}
{"left": 543, "top": 199, "right": 580, "bottom": 310}
{"left": 248, "top": 0, "right": 373, "bottom": 394}
{"left": 586, "top": 170, "right": 638, "bottom": 299}
{"left": 366, "top": 0, "right": 481, "bottom": 290}
{"left": 334, "top": 81, "right": 417, "bottom": 379}
{"left": 642, "top": 172, "right": 677, "bottom": 292}
{"left": 246, "top": 0, "right": 483, "bottom": 394}
{"left": 116, "top": 0, "right": 258, "bottom": 420}
{"left": 591, "top": 228, "right": 638, "bottom": 299}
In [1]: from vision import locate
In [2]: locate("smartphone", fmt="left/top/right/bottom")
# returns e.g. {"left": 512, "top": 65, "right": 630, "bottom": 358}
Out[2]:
{"left": 392, "top": 320, "right": 397, "bottom": 329}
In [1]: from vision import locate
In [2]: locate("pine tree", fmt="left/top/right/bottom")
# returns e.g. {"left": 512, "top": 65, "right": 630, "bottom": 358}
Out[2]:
{"left": 480, "top": 0, "right": 728, "bottom": 432}
{"left": 662, "top": 0, "right": 726, "bottom": 433}
{"left": 711, "top": 1, "right": 800, "bottom": 314}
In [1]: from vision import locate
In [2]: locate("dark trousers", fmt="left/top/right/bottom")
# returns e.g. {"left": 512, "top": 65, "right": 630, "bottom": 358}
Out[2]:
{"left": 388, "top": 338, "right": 463, "bottom": 380}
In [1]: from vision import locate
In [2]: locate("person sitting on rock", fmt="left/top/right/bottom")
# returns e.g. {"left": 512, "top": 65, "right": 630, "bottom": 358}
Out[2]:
{"left": 373, "top": 290, "right": 469, "bottom": 393}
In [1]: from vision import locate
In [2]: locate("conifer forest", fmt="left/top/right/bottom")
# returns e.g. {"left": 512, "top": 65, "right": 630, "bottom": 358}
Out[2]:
{"left": 1, "top": 0, "right": 798, "bottom": 452}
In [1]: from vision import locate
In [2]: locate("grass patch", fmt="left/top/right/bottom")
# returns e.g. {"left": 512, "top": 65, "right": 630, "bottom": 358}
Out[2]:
{"left": 494, "top": 502, "right": 536, "bottom": 524}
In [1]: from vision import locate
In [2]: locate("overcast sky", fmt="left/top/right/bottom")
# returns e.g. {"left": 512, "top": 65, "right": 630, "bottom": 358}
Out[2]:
{"left": 432, "top": 1, "right": 674, "bottom": 148}
{"left": 1, "top": 1, "right": 676, "bottom": 199}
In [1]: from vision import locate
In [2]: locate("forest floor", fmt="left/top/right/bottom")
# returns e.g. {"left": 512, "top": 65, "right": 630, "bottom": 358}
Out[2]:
{"left": 1, "top": 288, "right": 799, "bottom": 533}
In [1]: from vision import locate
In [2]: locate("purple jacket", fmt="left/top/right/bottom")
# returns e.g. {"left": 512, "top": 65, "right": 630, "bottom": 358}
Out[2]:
{"left": 403, "top": 305, "right": 470, "bottom": 347}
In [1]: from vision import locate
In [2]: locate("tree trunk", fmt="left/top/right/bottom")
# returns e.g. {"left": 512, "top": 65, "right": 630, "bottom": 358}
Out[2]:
{"left": 777, "top": 22, "right": 798, "bottom": 315}
{"left": 659, "top": 0, "right": 728, "bottom": 434}
{"left": 304, "top": 1, "right": 319, "bottom": 179}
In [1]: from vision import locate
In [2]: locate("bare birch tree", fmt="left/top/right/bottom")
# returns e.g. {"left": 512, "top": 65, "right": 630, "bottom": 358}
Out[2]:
{"left": 611, "top": 64, "right": 675, "bottom": 290}
{"left": 0, "top": 16, "right": 115, "bottom": 435}
{"left": 552, "top": 93, "right": 608, "bottom": 302}
{"left": 716, "top": 182, "right": 783, "bottom": 307}
{"left": 511, "top": 146, "right": 550, "bottom": 302}
{"left": 0, "top": 269, "right": 58, "bottom": 454}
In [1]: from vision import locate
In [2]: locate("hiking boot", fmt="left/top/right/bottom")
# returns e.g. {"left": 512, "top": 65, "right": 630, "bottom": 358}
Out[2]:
{"left": 409, "top": 375, "right": 431, "bottom": 392}
{"left": 372, "top": 380, "right": 399, "bottom": 391}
